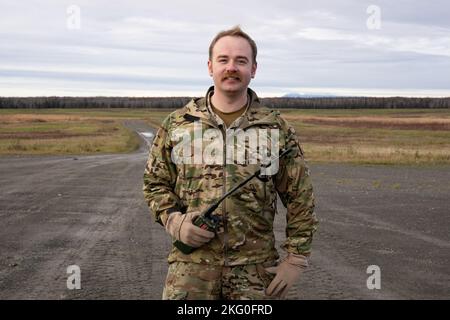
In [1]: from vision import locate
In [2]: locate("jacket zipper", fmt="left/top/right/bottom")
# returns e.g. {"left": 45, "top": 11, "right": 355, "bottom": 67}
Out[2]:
{"left": 220, "top": 124, "right": 229, "bottom": 266}
{"left": 184, "top": 110, "right": 279, "bottom": 266}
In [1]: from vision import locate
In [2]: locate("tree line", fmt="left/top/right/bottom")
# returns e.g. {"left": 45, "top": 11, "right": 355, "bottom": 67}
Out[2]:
{"left": 0, "top": 96, "right": 449, "bottom": 109}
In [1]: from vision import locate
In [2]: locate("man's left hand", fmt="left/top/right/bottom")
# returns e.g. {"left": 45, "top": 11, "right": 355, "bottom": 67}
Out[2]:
{"left": 265, "top": 253, "right": 308, "bottom": 298}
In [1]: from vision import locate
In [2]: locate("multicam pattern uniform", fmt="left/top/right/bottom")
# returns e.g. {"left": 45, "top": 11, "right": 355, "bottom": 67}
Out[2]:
{"left": 143, "top": 87, "right": 318, "bottom": 288}
{"left": 162, "top": 261, "right": 277, "bottom": 300}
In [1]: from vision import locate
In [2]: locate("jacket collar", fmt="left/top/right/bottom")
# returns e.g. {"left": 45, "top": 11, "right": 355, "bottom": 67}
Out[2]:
{"left": 182, "top": 86, "right": 280, "bottom": 129}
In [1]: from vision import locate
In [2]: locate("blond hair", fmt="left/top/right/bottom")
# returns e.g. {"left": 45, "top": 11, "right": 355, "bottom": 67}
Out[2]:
{"left": 208, "top": 26, "right": 257, "bottom": 64}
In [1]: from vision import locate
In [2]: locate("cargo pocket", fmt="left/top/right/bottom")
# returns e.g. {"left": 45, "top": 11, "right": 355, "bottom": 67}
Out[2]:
{"left": 162, "top": 262, "right": 189, "bottom": 300}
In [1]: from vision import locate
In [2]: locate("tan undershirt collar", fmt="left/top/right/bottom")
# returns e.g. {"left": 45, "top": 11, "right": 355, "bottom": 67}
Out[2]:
{"left": 210, "top": 96, "right": 249, "bottom": 128}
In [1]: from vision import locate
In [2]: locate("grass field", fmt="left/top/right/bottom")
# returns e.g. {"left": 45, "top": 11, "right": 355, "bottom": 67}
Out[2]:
{"left": 0, "top": 110, "right": 145, "bottom": 155}
{"left": 280, "top": 109, "right": 450, "bottom": 164}
{"left": 1, "top": 108, "right": 449, "bottom": 165}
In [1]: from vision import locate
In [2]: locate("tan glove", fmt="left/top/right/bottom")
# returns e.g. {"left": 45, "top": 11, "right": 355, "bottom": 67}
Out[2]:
{"left": 165, "top": 211, "right": 215, "bottom": 248}
{"left": 265, "top": 253, "right": 309, "bottom": 298}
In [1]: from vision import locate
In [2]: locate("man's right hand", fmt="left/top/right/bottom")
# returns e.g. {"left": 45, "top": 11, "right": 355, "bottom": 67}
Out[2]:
{"left": 165, "top": 211, "right": 215, "bottom": 248}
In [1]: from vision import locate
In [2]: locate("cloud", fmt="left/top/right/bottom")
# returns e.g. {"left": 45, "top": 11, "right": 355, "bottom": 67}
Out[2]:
{"left": 0, "top": 0, "right": 449, "bottom": 96}
{"left": 295, "top": 25, "right": 450, "bottom": 57}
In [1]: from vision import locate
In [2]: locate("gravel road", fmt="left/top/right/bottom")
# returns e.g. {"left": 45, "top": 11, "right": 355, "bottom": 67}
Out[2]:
{"left": 0, "top": 120, "right": 449, "bottom": 299}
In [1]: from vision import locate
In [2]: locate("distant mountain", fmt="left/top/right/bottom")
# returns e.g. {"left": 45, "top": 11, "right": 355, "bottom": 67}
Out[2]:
{"left": 282, "top": 92, "right": 338, "bottom": 98}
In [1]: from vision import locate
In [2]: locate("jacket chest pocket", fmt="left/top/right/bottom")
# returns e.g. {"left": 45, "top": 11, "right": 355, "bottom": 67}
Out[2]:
{"left": 176, "top": 164, "right": 223, "bottom": 204}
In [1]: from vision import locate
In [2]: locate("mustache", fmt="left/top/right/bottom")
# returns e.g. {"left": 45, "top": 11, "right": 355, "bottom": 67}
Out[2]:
{"left": 222, "top": 72, "right": 241, "bottom": 80}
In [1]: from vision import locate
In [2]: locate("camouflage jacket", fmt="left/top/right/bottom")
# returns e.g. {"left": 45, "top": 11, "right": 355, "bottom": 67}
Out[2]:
{"left": 143, "top": 87, "right": 318, "bottom": 266}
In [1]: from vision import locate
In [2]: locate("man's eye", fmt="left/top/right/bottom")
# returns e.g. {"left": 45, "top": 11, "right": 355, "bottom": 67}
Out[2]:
{"left": 238, "top": 60, "right": 247, "bottom": 64}
{"left": 218, "top": 59, "right": 227, "bottom": 63}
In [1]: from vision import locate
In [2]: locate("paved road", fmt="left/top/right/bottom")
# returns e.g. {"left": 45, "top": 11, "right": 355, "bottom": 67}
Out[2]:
{"left": 0, "top": 120, "right": 449, "bottom": 299}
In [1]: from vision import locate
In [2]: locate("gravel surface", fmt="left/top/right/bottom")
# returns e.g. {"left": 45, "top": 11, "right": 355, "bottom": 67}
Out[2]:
{"left": 0, "top": 120, "right": 449, "bottom": 299}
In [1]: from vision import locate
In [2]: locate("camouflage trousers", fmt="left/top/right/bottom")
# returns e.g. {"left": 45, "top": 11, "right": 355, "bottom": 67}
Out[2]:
{"left": 162, "top": 261, "right": 277, "bottom": 300}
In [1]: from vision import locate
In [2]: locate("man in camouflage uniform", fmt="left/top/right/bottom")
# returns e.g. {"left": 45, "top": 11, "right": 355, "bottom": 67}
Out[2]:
{"left": 143, "top": 26, "right": 318, "bottom": 300}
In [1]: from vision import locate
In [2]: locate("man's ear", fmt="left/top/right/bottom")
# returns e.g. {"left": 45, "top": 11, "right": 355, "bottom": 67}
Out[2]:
{"left": 251, "top": 62, "right": 257, "bottom": 78}
{"left": 207, "top": 60, "right": 213, "bottom": 77}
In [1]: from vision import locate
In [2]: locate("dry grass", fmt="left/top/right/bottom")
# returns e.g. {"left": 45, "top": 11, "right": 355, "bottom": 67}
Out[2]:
{"left": 0, "top": 114, "right": 87, "bottom": 123}
{"left": 284, "top": 115, "right": 450, "bottom": 130}
{"left": 142, "top": 110, "right": 175, "bottom": 128}
{"left": 2, "top": 133, "right": 138, "bottom": 154}
{"left": 0, "top": 111, "right": 140, "bottom": 155}
{"left": 305, "top": 144, "right": 450, "bottom": 164}
{"left": 1, "top": 108, "right": 449, "bottom": 164}
{"left": 139, "top": 108, "right": 450, "bottom": 165}
{"left": 284, "top": 109, "right": 450, "bottom": 164}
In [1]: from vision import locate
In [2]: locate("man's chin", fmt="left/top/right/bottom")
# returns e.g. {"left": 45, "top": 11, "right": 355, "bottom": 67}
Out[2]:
{"left": 219, "top": 83, "right": 246, "bottom": 94}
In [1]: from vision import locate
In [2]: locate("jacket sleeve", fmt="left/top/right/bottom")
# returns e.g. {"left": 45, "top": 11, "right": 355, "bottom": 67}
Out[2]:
{"left": 143, "top": 114, "right": 183, "bottom": 227}
{"left": 274, "top": 118, "right": 318, "bottom": 257}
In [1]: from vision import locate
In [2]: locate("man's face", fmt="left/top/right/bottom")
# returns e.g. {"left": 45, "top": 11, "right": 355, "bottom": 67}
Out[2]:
{"left": 208, "top": 36, "right": 257, "bottom": 96}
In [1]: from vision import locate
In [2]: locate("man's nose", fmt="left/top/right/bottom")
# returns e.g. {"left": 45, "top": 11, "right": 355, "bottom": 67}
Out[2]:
{"left": 225, "top": 61, "right": 238, "bottom": 72}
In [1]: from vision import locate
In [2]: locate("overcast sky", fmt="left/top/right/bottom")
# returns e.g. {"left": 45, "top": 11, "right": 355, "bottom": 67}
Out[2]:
{"left": 1, "top": 0, "right": 449, "bottom": 97}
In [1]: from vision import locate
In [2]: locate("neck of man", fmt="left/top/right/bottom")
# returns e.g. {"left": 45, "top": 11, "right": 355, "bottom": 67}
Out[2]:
{"left": 210, "top": 87, "right": 248, "bottom": 113}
